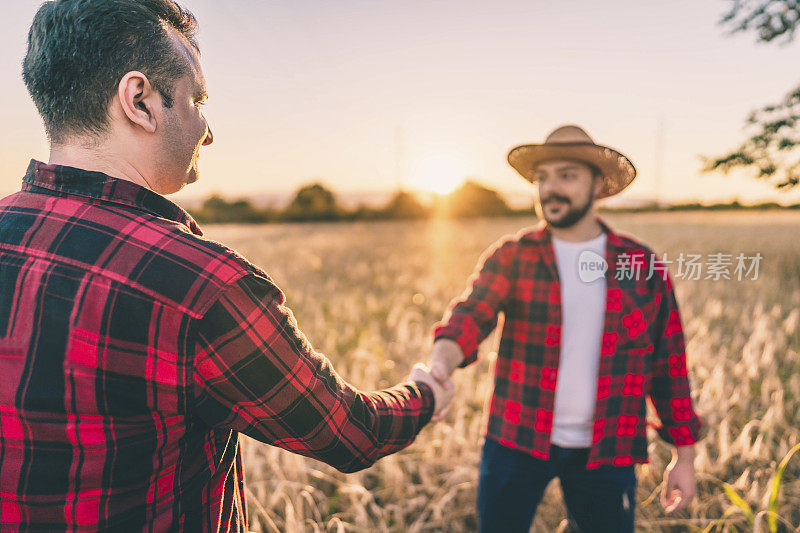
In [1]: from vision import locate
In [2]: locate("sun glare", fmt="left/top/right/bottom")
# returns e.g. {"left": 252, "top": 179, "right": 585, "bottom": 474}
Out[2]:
{"left": 408, "top": 155, "right": 467, "bottom": 195}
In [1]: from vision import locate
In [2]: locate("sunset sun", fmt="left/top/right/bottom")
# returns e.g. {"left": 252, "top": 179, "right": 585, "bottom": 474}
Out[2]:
{"left": 408, "top": 155, "right": 467, "bottom": 195}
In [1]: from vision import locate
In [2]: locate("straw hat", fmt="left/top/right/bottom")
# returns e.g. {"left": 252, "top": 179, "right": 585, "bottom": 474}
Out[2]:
{"left": 507, "top": 125, "right": 637, "bottom": 199}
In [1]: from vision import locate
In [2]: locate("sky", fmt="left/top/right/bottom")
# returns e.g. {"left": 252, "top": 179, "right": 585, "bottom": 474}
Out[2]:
{"left": 2, "top": 0, "right": 800, "bottom": 206}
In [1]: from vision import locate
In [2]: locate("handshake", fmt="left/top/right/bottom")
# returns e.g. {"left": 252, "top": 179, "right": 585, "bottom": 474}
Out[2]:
{"left": 409, "top": 339, "right": 465, "bottom": 421}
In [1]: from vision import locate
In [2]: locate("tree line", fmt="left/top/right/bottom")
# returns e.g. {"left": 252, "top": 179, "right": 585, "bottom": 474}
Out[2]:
{"left": 188, "top": 180, "right": 529, "bottom": 223}
{"left": 188, "top": 179, "right": 800, "bottom": 224}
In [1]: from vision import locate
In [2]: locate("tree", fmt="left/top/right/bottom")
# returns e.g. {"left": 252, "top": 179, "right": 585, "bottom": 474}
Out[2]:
{"left": 706, "top": 1, "right": 800, "bottom": 189}
{"left": 719, "top": 0, "right": 800, "bottom": 43}
{"left": 283, "top": 183, "right": 343, "bottom": 221}
{"left": 382, "top": 190, "right": 430, "bottom": 219}
{"left": 437, "top": 181, "right": 511, "bottom": 218}
{"left": 192, "top": 194, "right": 269, "bottom": 223}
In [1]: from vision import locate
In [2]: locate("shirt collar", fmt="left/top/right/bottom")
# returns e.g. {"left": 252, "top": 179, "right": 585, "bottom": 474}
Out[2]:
{"left": 23, "top": 160, "right": 203, "bottom": 236}
{"left": 518, "top": 217, "right": 632, "bottom": 291}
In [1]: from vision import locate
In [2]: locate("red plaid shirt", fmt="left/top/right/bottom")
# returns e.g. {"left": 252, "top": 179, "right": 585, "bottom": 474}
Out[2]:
{"left": 0, "top": 161, "right": 433, "bottom": 532}
{"left": 435, "top": 220, "right": 702, "bottom": 468}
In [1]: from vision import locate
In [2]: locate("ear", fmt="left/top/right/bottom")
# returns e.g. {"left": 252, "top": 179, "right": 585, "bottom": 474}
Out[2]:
{"left": 117, "top": 71, "right": 159, "bottom": 134}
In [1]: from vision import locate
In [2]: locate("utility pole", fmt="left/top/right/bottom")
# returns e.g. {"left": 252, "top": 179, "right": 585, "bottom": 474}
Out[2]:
{"left": 655, "top": 118, "right": 664, "bottom": 208}
{"left": 395, "top": 125, "right": 405, "bottom": 191}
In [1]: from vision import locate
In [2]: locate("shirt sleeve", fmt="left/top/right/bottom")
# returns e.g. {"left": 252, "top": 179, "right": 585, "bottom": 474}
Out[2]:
{"left": 192, "top": 273, "right": 435, "bottom": 473}
{"left": 433, "top": 238, "right": 516, "bottom": 367}
{"left": 648, "top": 272, "right": 703, "bottom": 446}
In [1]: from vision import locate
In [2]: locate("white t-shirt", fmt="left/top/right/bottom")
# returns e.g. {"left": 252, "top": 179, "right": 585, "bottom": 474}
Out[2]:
{"left": 550, "top": 232, "right": 607, "bottom": 448}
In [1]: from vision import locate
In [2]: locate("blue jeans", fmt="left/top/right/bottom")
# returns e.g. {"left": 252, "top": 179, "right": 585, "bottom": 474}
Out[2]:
{"left": 478, "top": 438, "right": 636, "bottom": 533}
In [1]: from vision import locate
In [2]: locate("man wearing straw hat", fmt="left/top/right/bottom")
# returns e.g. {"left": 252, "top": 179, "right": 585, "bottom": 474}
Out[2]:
{"left": 429, "top": 125, "right": 702, "bottom": 532}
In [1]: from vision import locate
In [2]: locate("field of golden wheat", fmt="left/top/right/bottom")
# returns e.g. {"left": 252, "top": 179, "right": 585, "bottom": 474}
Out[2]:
{"left": 202, "top": 211, "right": 800, "bottom": 533}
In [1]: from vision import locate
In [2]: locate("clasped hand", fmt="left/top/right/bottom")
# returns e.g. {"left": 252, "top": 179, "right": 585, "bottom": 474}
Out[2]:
{"left": 408, "top": 339, "right": 465, "bottom": 421}
{"left": 409, "top": 363, "right": 455, "bottom": 421}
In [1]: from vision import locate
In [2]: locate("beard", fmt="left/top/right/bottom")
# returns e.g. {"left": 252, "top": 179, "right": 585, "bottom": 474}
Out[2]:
{"left": 541, "top": 189, "right": 595, "bottom": 228}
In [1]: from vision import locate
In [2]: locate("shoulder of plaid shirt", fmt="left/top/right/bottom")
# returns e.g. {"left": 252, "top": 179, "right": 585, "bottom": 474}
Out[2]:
{"left": 0, "top": 160, "right": 433, "bottom": 531}
{"left": 433, "top": 220, "right": 704, "bottom": 466}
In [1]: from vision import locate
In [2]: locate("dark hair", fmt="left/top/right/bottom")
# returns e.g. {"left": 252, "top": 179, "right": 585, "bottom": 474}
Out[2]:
{"left": 22, "top": 0, "right": 199, "bottom": 143}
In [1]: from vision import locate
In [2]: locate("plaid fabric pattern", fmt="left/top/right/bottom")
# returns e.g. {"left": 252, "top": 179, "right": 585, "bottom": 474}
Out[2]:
{"left": 0, "top": 161, "right": 433, "bottom": 532}
{"left": 434, "top": 220, "right": 702, "bottom": 468}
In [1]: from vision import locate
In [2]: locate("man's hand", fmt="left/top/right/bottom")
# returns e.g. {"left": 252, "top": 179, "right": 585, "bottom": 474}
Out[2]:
{"left": 662, "top": 445, "right": 697, "bottom": 513}
{"left": 410, "top": 363, "right": 454, "bottom": 421}
{"left": 428, "top": 339, "right": 463, "bottom": 384}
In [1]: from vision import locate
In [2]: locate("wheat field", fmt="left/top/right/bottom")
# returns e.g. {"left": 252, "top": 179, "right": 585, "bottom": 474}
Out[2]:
{"left": 201, "top": 211, "right": 800, "bottom": 533}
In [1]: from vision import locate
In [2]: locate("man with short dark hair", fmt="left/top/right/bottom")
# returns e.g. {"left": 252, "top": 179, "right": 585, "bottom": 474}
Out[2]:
{"left": 429, "top": 125, "right": 703, "bottom": 532}
{"left": 0, "top": 1, "right": 452, "bottom": 530}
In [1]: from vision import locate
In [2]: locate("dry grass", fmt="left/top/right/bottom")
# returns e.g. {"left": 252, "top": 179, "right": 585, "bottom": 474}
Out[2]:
{"left": 202, "top": 211, "right": 800, "bottom": 532}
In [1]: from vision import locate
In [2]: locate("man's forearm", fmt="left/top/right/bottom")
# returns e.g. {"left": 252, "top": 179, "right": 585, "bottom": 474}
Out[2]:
{"left": 429, "top": 338, "right": 464, "bottom": 379}
{"left": 674, "top": 444, "right": 696, "bottom": 464}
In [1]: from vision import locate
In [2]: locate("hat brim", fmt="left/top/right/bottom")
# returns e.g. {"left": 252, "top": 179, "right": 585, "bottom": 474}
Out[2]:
{"left": 507, "top": 143, "right": 637, "bottom": 199}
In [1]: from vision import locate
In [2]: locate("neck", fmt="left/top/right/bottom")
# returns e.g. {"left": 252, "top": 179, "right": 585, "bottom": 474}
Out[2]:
{"left": 549, "top": 211, "right": 603, "bottom": 242}
{"left": 49, "top": 141, "right": 152, "bottom": 190}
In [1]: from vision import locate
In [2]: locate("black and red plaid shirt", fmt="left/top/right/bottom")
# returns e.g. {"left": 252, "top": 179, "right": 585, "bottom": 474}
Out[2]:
{"left": 0, "top": 161, "right": 433, "bottom": 532}
{"left": 434, "top": 220, "right": 702, "bottom": 468}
